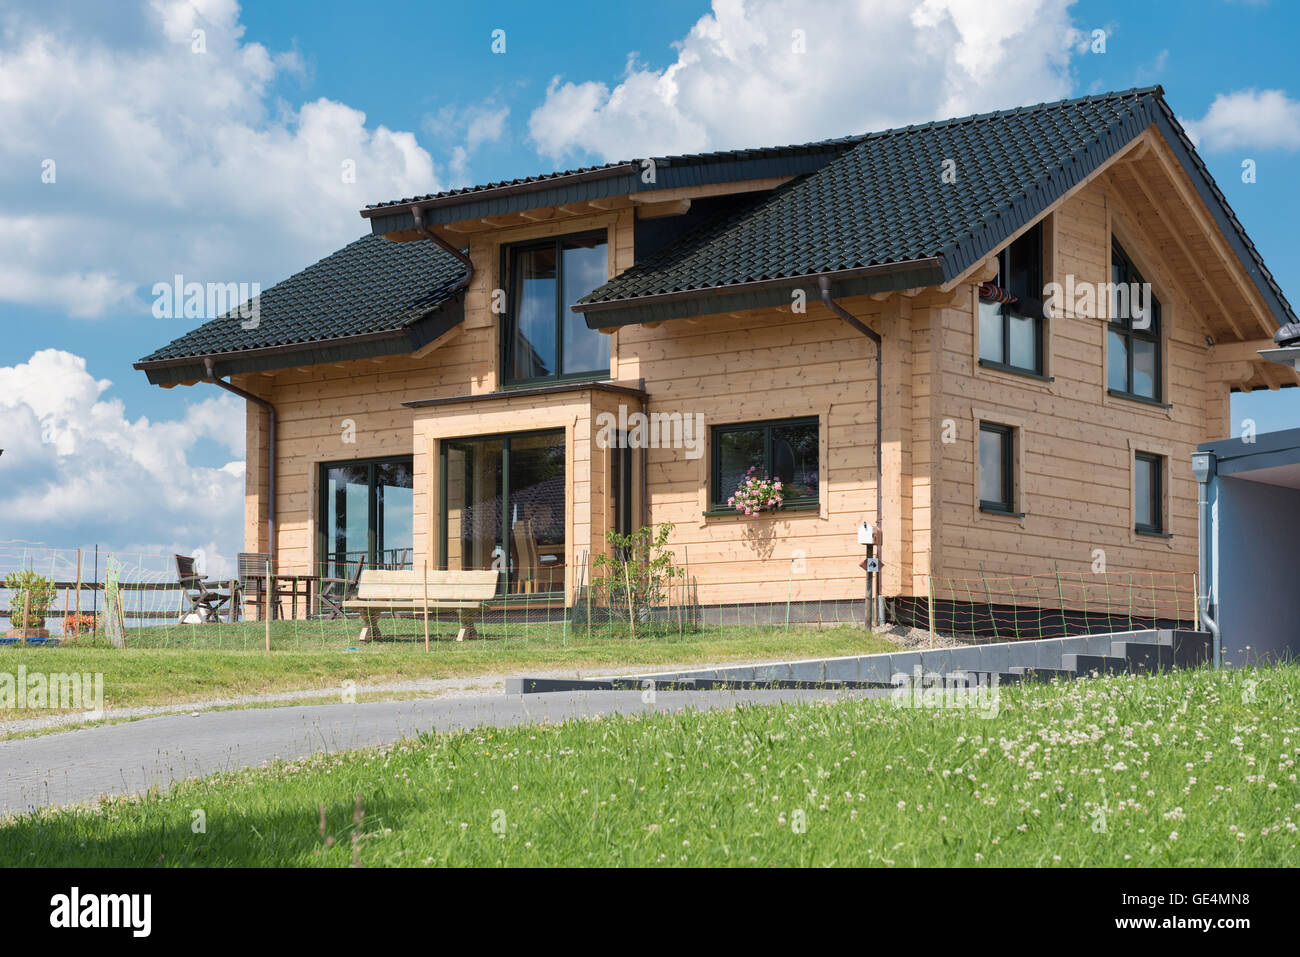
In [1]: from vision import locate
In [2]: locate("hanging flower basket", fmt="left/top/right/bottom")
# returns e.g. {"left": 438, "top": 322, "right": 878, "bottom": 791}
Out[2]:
{"left": 728, "top": 466, "right": 784, "bottom": 516}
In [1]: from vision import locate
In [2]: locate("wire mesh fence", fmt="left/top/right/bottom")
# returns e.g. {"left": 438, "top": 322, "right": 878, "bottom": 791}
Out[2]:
{"left": 890, "top": 568, "right": 1199, "bottom": 643}
{"left": 0, "top": 541, "right": 1199, "bottom": 651}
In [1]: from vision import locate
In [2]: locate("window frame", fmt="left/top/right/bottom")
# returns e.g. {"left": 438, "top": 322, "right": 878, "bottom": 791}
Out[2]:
{"left": 978, "top": 222, "right": 1044, "bottom": 376}
{"left": 316, "top": 454, "right": 415, "bottom": 578}
{"left": 501, "top": 231, "right": 610, "bottom": 388}
{"left": 438, "top": 427, "right": 568, "bottom": 597}
{"left": 1107, "top": 239, "right": 1163, "bottom": 403}
{"left": 709, "top": 416, "right": 820, "bottom": 512}
{"left": 977, "top": 422, "right": 1016, "bottom": 515}
{"left": 1133, "top": 451, "right": 1164, "bottom": 535}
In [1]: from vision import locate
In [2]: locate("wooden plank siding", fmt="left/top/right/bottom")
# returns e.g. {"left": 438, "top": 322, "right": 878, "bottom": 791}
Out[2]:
{"left": 232, "top": 136, "right": 1271, "bottom": 612}
{"left": 932, "top": 174, "right": 1222, "bottom": 588}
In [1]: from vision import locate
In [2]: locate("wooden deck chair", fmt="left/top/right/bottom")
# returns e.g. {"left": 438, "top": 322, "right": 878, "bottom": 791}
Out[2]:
{"left": 175, "top": 554, "right": 231, "bottom": 624}
{"left": 318, "top": 555, "right": 365, "bottom": 619}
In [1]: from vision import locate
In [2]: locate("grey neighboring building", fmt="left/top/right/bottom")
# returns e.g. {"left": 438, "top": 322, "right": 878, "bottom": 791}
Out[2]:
{"left": 1195, "top": 426, "right": 1300, "bottom": 665}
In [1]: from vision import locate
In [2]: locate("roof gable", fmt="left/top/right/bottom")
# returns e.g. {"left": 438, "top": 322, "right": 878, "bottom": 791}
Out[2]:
{"left": 575, "top": 87, "right": 1297, "bottom": 331}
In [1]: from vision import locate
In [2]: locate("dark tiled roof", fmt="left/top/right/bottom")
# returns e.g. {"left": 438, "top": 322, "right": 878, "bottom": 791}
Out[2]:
{"left": 576, "top": 87, "right": 1296, "bottom": 332}
{"left": 364, "top": 137, "right": 865, "bottom": 211}
{"left": 579, "top": 89, "right": 1161, "bottom": 306}
{"left": 137, "top": 234, "right": 467, "bottom": 364}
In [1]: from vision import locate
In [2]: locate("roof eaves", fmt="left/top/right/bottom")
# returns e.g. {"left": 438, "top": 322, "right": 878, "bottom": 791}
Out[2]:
{"left": 577, "top": 259, "right": 945, "bottom": 329}
{"left": 134, "top": 295, "right": 465, "bottom": 385}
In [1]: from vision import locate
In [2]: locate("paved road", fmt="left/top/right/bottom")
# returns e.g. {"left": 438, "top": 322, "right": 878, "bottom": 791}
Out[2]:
{"left": 0, "top": 688, "right": 882, "bottom": 817}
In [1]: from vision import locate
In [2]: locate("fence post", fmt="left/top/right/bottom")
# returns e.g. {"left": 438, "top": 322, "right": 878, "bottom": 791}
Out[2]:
{"left": 422, "top": 561, "right": 430, "bottom": 652}
{"left": 1054, "top": 561, "right": 1066, "bottom": 638}
{"left": 1193, "top": 572, "right": 1199, "bottom": 631}
{"left": 265, "top": 558, "right": 272, "bottom": 652}
{"left": 927, "top": 575, "right": 935, "bottom": 649}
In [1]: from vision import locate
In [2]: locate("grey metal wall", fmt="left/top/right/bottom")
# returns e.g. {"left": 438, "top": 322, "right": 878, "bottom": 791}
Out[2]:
{"left": 1213, "top": 475, "right": 1300, "bottom": 664}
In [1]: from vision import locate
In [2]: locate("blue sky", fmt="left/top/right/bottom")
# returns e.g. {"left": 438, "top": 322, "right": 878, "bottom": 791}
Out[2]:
{"left": 2, "top": 0, "right": 1299, "bottom": 565}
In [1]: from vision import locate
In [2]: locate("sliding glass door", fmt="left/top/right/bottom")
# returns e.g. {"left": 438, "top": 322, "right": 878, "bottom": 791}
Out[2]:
{"left": 442, "top": 430, "right": 565, "bottom": 595}
{"left": 319, "top": 456, "right": 414, "bottom": 579}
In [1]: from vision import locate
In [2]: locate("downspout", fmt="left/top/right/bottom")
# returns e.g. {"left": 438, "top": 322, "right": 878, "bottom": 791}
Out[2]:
{"left": 411, "top": 205, "right": 473, "bottom": 295}
{"left": 818, "top": 276, "right": 884, "bottom": 625}
{"left": 1193, "top": 451, "right": 1221, "bottom": 669}
{"left": 204, "top": 358, "right": 277, "bottom": 562}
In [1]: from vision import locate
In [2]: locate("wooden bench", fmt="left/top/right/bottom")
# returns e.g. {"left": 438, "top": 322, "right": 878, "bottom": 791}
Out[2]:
{"left": 343, "top": 569, "right": 499, "bottom": 643}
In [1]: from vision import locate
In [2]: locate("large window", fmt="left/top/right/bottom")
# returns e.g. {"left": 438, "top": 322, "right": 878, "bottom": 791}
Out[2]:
{"left": 979, "top": 222, "right": 1044, "bottom": 375}
{"left": 442, "top": 430, "right": 566, "bottom": 595}
{"left": 504, "top": 234, "right": 609, "bottom": 384}
{"left": 1108, "top": 239, "right": 1162, "bottom": 402}
{"left": 319, "top": 456, "right": 414, "bottom": 579}
{"left": 711, "top": 418, "right": 819, "bottom": 510}
{"left": 1134, "top": 452, "right": 1164, "bottom": 535}
{"left": 978, "top": 423, "right": 1015, "bottom": 514}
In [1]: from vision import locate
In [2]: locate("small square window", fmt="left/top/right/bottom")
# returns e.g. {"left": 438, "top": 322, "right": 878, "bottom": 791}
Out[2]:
{"left": 711, "top": 418, "right": 819, "bottom": 510}
{"left": 979, "top": 423, "right": 1015, "bottom": 513}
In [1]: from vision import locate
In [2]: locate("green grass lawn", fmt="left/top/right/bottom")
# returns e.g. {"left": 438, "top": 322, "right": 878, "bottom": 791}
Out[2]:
{"left": 3, "top": 665, "right": 1296, "bottom": 866}
{"left": 0, "top": 625, "right": 894, "bottom": 715}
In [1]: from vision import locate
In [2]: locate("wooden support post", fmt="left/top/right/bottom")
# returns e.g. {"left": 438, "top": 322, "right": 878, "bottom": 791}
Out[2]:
{"left": 20, "top": 591, "right": 30, "bottom": 645}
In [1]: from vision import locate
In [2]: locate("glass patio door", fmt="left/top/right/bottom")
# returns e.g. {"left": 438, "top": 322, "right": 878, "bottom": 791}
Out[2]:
{"left": 320, "top": 456, "right": 414, "bottom": 579}
{"left": 442, "top": 430, "right": 565, "bottom": 595}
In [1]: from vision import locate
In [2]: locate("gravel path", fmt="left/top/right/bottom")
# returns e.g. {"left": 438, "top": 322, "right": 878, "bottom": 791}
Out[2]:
{"left": 0, "top": 658, "right": 789, "bottom": 737}
{"left": 0, "top": 687, "right": 884, "bottom": 817}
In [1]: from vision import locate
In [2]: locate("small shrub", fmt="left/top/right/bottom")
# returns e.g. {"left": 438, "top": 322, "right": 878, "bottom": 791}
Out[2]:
{"left": 4, "top": 570, "right": 57, "bottom": 629}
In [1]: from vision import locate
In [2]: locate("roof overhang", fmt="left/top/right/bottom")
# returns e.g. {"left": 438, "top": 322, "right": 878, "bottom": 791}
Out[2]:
{"left": 361, "top": 149, "right": 850, "bottom": 238}
{"left": 134, "top": 298, "right": 463, "bottom": 386}
{"left": 1198, "top": 428, "right": 1300, "bottom": 488}
{"left": 575, "top": 259, "right": 946, "bottom": 329}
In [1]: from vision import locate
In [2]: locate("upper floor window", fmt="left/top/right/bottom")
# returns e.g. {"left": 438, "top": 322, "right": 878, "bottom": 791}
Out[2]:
{"left": 979, "top": 222, "right": 1044, "bottom": 375}
{"left": 504, "top": 233, "right": 610, "bottom": 385}
{"left": 1107, "top": 239, "right": 1162, "bottom": 402}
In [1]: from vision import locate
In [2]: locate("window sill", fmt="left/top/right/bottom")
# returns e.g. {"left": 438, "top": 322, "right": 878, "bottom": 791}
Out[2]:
{"left": 502, "top": 371, "right": 611, "bottom": 391}
{"left": 1107, "top": 389, "right": 1172, "bottom": 410}
{"left": 978, "top": 359, "right": 1053, "bottom": 383}
{"left": 979, "top": 504, "right": 1025, "bottom": 518}
{"left": 1135, "top": 528, "right": 1173, "bottom": 539}
{"left": 704, "top": 502, "right": 820, "bottom": 519}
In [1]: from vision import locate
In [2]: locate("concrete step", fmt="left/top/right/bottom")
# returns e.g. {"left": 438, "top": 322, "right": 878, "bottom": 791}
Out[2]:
{"left": 1112, "top": 641, "right": 1173, "bottom": 673}
{"left": 1008, "top": 666, "right": 1076, "bottom": 682}
{"left": 1171, "top": 630, "right": 1213, "bottom": 667}
{"left": 1061, "top": 653, "right": 1130, "bottom": 675}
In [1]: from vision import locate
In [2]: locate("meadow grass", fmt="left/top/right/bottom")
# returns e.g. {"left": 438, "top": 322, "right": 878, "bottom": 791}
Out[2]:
{"left": 0, "top": 625, "right": 894, "bottom": 714}
{"left": 2, "top": 664, "right": 1296, "bottom": 866}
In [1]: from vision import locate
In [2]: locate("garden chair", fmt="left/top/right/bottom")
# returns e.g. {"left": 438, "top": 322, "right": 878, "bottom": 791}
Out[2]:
{"left": 174, "top": 554, "right": 232, "bottom": 624}
{"left": 237, "top": 551, "right": 281, "bottom": 621}
{"left": 318, "top": 556, "right": 365, "bottom": 619}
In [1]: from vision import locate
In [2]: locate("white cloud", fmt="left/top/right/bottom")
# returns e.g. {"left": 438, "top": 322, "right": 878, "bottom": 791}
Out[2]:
{"left": 0, "top": 0, "right": 442, "bottom": 319}
{"left": 527, "top": 0, "right": 1083, "bottom": 162}
{"left": 1183, "top": 89, "right": 1300, "bottom": 152}
{"left": 426, "top": 102, "right": 512, "bottom": 184}
{"left": 0, "top": 349, "right": 245, "bottom": 574}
